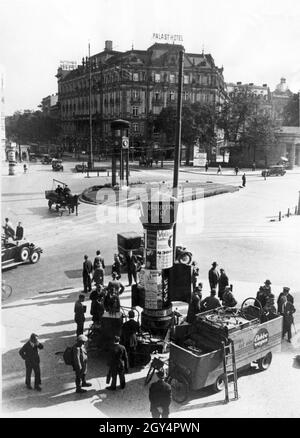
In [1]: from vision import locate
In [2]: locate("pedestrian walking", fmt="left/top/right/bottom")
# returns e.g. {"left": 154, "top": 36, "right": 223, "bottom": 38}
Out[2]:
{"left": 126, "top": 250, "right": 138, "bottom": 286}
{"left": 208, "top": 261, "right": 220, "bottom": 290}
{"left": 205, "top": 161, "right": 209, "bottom": 172}
{"left": 252, "top": 162, "right": 256, "bottom": 171}
{"left": 121, "top": 310, "right": 140, "bottom": 368}
{"left": 280, "top": 296, "right": 296, "bottom": 343}
{"left": 93, "top": 250, "right": 105, "bottom": 271}
{"left": 23, "top": 163, "right": 28, "bottom": 173}
{"left": 242, "top": 173, "right": 246, "bottom": 187}
{"left": 74, "top": 294, "right": 86, "bottom": 336}
{"left": 200, "top": 289, "right": 221, "bottom": 312}
{"left": 149, "top": 369, "right": 172, "bottom": 418}
{"left": 19, "top": 333, "right": 43, "bottom": 391}
{"left": 106, "top": 336, "right": 129, "bottom": 391}
{"left": 15, "top": 221, "right": 24, "bottom": 241}
{"left": 72, "top": 334, "right": 92, "bottom": 393}
{"left": 218, "top": 268, "right": 229, "bottom": 300}
{"left": 82, "top": 254, "right": 93, "bottom": 293}
{"left": 217, "top": 165, "right": 222, "bottom": 174}
{"left": 235, "top": 166, "right": 239, "bottom": 175}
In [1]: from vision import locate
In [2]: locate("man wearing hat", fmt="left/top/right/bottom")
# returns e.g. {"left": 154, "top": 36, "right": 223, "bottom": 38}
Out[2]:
{"left": 19, "top": 333, "right": 43, "bottom": 391}
{"left": 208, "top": 262, "right": 220, "bottom": 291}
{"left": 106, "top": 336, "right": 128, "bottom": 390}
{"left": 218, "top": 269, "right": 229, "bottom": 300}
{"left": 72, "top": 334, "right": 92, "bottom": 393}
{"left": 256, "top": 280, "right": 272, "bottom": 308}
{"left": 149, "top": 369, "right": 172, "bottom": 418}
{"left": 277, "top": 287, "right": 294, "bottom": 314}
{"left": 121, "top": 310, "right": 140, "bottom": 368}
{"left": 280, "top": 296, "right": 296, "bottom": 343}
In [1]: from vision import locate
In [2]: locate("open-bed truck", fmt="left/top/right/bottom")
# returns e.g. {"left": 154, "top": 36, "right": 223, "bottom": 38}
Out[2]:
{"left": 168, "top": 299, "right": 283, "bottom": 403}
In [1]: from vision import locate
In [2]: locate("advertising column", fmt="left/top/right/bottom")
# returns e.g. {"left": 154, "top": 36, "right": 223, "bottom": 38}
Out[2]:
{"left": 7, "top": 142, "right": 17, "bottom": 175}
{"left": 139, "top": 191, "right": 178, "bottom": 334}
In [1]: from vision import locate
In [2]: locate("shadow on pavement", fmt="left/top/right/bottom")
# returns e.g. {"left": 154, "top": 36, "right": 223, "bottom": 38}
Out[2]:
{"left": 2, "top": 329, "right": 109, "bottom": 414}
{"left": 2, "top": 290, "right": 82, "bottom": 310}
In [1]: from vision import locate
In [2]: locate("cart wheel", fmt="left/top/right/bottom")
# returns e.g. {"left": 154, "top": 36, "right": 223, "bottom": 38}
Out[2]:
{"left": 214, "top": 374, "right": 225, "bottom": 392}
{"left": 144, "top": 366, "right": 155, "bottom": 385}
{"left": 257, "top": 352, "right": 272, "bottom": 371}
{"left": 171, "top": 376, "right": 189, "bottom": 403}
{"left": 19, "top": 247, "right": 30, "bottom": 262}
{"left": 30, "top": 251, "right": 40, "bottom": 264}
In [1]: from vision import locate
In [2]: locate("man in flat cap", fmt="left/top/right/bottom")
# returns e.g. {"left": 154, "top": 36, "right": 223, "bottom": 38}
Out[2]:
{"left": 72, "top": 334, "right": 92, "bottom": 393}
{"left": 255, "top": 279, "right": 272, "bottom": 308}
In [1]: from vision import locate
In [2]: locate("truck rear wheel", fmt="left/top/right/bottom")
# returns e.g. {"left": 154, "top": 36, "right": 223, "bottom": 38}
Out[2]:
{"left": 257, "top": 352, "right": 272, "bottom": 371}
{"left": 214, "top": 374, "right": 225, "bottom": 392}
{"left": 171, "top": 376, "right": 189, "bottom": 403}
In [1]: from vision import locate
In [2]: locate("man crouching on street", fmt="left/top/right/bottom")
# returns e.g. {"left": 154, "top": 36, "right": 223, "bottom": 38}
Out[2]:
{"left": 72, "top": 334, "right": 92, "bottom": 393}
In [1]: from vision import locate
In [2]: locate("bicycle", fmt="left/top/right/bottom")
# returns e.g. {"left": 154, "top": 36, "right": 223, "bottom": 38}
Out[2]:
{"left": 2, "top": 281, "right": 12, "bottom": 301}
{"left": 144, "top": 350, "right": 169, "bottom": 385}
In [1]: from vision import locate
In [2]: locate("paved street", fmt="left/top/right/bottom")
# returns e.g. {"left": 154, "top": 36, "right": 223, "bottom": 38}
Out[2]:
{"left": 1, "top": 160, "right": 300, "bottom": 417}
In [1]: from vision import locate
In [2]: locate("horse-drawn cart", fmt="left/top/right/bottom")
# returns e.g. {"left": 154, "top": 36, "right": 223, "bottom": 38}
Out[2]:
{"left": 45, "top": 179, "right": 79, "bottom": 216}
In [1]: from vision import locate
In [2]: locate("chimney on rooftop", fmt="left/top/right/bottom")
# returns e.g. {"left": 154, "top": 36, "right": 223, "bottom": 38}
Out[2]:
{"left": 105, "top": 40, "right": 113, "bottom": 51}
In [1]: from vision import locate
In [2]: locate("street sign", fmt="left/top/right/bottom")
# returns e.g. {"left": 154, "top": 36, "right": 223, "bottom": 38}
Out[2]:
{"left": 122, "top": 137, "right": 129, "bottom": 149}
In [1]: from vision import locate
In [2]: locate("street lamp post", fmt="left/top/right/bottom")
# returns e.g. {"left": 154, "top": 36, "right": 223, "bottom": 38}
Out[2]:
{"left": 88, "top": 43, "right": 93, "bottom": 170}
{"left": 172, "top": 49, "right": 184, "bottom": 261}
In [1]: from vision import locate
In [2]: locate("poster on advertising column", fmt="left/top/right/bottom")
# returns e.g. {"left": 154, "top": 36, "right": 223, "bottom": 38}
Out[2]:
{"left": 145, "top": 229, "right": 173, "bottom": 270}
{"left": 143, "top": 269, "right": 163, "bottom": 309}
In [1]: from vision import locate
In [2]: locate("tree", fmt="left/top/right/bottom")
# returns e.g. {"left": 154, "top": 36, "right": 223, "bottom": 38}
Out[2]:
{"left": 154, "top": 102, "right": 218, "bottom": 165}
{"left": 283, "top": 93, "right": 299, "bottom": 126}
{"left": 5, "top": 110, "right": 61, "bottom": 144}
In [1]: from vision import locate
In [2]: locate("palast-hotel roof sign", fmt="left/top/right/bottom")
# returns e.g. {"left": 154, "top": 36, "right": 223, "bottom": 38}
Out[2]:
{"left": 152, "top": 33, "right": 183, "bottom": 43}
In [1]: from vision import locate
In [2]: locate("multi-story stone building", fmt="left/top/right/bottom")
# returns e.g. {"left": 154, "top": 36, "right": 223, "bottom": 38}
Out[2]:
{"left": 57, "top": 40, "right": 227, "bottom": 158}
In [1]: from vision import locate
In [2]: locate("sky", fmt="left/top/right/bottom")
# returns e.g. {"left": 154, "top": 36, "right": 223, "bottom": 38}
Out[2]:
{"left": 1, "top": 0, "right": 300, "bottom": 115}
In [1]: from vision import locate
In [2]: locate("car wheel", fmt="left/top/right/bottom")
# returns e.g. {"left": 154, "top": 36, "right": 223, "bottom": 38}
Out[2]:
{"left": 257, "top": 352, "right": 272, "bottom": 371}
{"left": 19, "top": 247, "right": 30, "bottom": 262}
{"left": 30, "top": 251, "right": 40, "bottom": 264}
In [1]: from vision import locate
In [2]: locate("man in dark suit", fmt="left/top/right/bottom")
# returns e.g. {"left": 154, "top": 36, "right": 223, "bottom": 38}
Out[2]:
{"left": 19, "top": 333, "right": 43, "bottom": 391}
{"left": 208, "top": 261, "right": 220, "bottom": 291}
{"left": 82, "top": 254, "right": 93, "bottom": 293}
{"left": 280, "top": 296, "right": 296, "bottom": 343}
{"left": 277, "top": 287, "right": 294, "bottom": 314}
{"left": 149, "top": 369, "right": 172, "bottom": 418}
{"left": 126, "top": 250, "right": 138, "bottom": 286}
{"left": 186, "top": 284, "right": 202, "bottom": 323}
{"left": 106, "top": 336, "right": 128, "bottom": 390}
{"left": 15, "top": 222, "right": 24, "bottom": 241}
{"left": 72, "top": 334, "right": 92, "bottom": 393}
{"left": 74, "top": 294, "right": 86, "bottom": 336}
{"left": 218, "top": 268, "right": 229, "bottom": 300}
{"left": 121, "top": 310, "right": 140, "bottom": 368}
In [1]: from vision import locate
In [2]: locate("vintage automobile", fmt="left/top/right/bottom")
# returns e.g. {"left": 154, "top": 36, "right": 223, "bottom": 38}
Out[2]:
{"left": 1, "top": 238, "right": 43, "bottom": 270}
{"left": 29, "top": 153, "right": 37, "bottom": 162}
{"left": 261, "top": 165, "right": 286, "bottom": 177}
{"left": 41, "top": 154, "right": 52, "bottom": 164}
{"left": 52, "top": 159, "right": 64, "bottom": 171}
{"left": 75, "top": 163, "right": 88, "bottom": 172}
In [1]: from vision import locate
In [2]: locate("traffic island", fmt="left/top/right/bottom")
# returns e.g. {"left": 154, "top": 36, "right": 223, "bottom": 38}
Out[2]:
{"left": 80, "top": 181, "right": 239, "bottom": 205}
